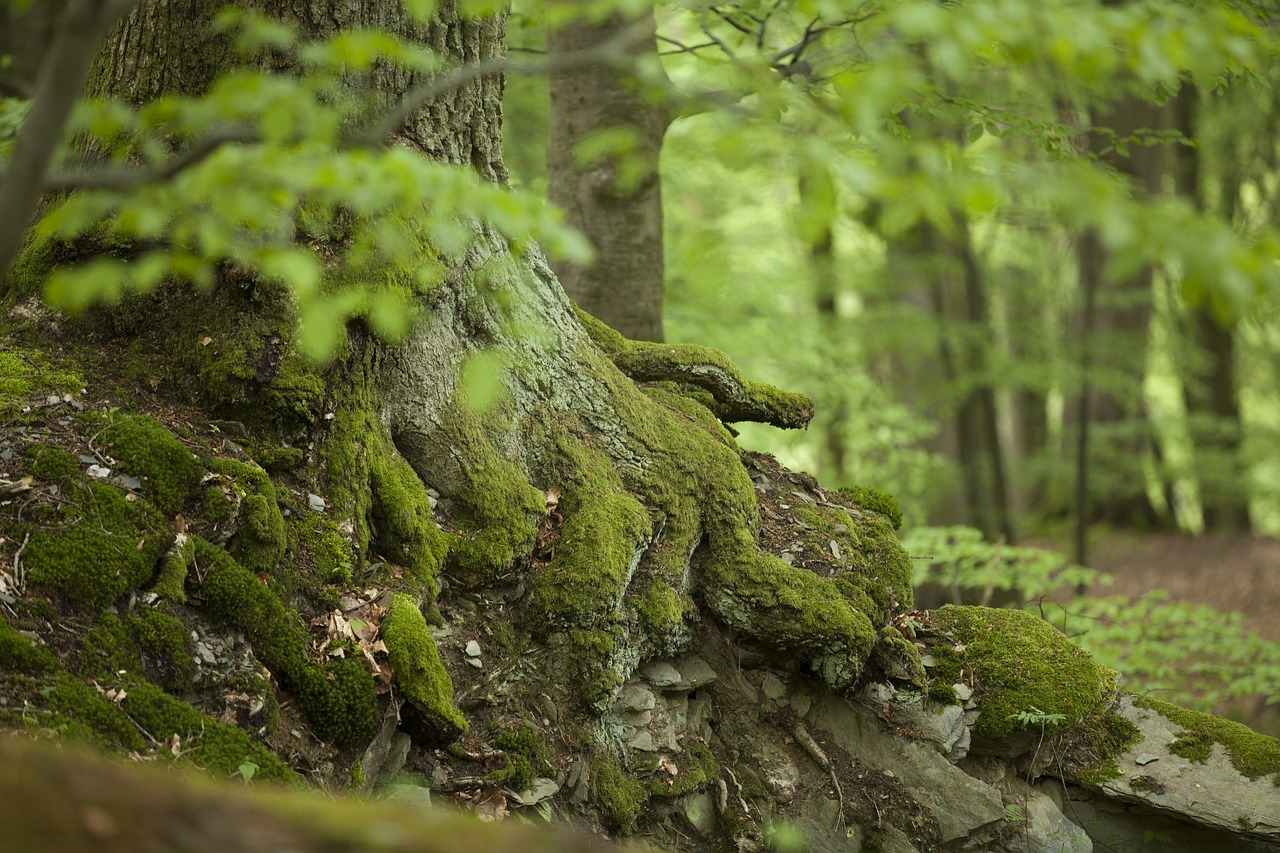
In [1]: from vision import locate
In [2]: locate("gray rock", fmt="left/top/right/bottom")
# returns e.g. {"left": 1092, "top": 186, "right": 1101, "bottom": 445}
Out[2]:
{"left": 673, "top": 655, "right": 719, "bottom": 691}
{"left": 858, "top": 682, "right": 970, "bottom": 761}
{"left": 464, "top": 640, "right": 481, "bottom": 657}
{"left": 513, "top": 777, "right": 560, "bottom": 805}
{"left": 618, "top": 684, "right": 656, "bottom": 712}
{"left": 953, "top": 683, "right": 973, "bottom": 703}
{"left": 1085, "top": 695, "right": 1280, "bottom": 843}
{"left": 809, "top": 693, "right": 1003, "bottom": 842}
{"left": 681, "top": 791, "right": 719, "bottom": 838}
{"left": 761, "top": 673, "right": 787, "bottom": 701}
{"left": 642, "top": 661, "right": 682, "bottom": 689}
{"left": 628, "top": 731, "right": 657, "bottom": 752}
{"left": 791, "top": 693, "right": 812, "bottom": 718}
{"left": 383, "top": 783, "right": 432, "bottom": 808}
{"left": 307, "top": 493, "right": 326, "bottom": 512}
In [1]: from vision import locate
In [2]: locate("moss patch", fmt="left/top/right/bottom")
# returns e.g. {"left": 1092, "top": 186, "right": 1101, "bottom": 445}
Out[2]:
{"left": 101, "top": 415, "right": 201, "bottom": 515}
{"left": 23, "top": 480, "right": 170, "bottom": 611}
{"left": 27, "top": 445, "right": 80, "bottom": 480}
{"left": 205, "top": 457, "right": 286, "bottom": 574}
{"left": 380, "top": 592, "right": 466, "bottom": 743}
{"left": 590, "top": 750, "right": 648, "bottom": 833}
{"left": 195, "top": 538, "right": 378, "bottom": 746}
{"left": 930, "top": 606, "right": 1118, "bottom": 741}
{"left": 0, "top": 617, "right": 57, "bottom": 674}
{"left": 838, "top": 485, "right": 903, "bottom": 530}
{"left": 1133, "top": 696, "right": 1280, "bottom": 783}
{"left": 369, "top": 442, "right": 450, "bottom": 590}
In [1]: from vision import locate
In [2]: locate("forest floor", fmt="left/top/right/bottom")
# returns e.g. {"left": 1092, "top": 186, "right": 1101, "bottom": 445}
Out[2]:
{"left": 1077, "top": 529, "right": 1280, "bottom": 736}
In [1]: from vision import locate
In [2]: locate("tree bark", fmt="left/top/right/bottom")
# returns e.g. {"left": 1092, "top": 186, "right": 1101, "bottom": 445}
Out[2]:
{"left": 546, "top": 7, "right": 669, "bottom": 342}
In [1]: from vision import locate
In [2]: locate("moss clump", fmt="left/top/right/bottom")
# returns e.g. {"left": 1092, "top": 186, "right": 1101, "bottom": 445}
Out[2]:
{"left": 441, "top": 405, "right": 545, "bottom": 584}
{"left": 648, "top": 741, "right": 720, "bottom": 797}
{"left": 46, "top": 673, "right": 149, "bottom": 752}
{"left": 0, "top": 344, "right": 82, "bottom": 415}
{"left": 530, "top": 434, "right": 651, "bottom": 630}
{"left": 195, "top": 538, "right": 378, "bottom": 746}
{"left": 204, "top": 458, "right": 286, "bottom": 573}
{"left": 931, "top": 606, "right": 1117, "bottom": 741}
{"left": 0, "top": 617, "right": 57, "bottom": 674}
{"left": 23, "top": 480, "right": 170, "bottom": 611}
{"left": 119, "top": 682, "right": 290, "bottom": 780}
{"left": 101, "top": 415, "right": 201, "bottom": 515}
{"left": 152, "top": 534, "right": 193, "bottom": 603}
{"left": 871, "top": 626, "right": 926, "bottom": 686}
{"left": 838, "top": 485, "right": 903, "bottom": 530}
{"left": 201, "top": 485, "right": 235, "bottom": 524}
{"left": 369, "top": 443, "right": 450, "bottom": 589}
{"left": 590, "top": 751, "right": 648, "bottom": 833}
{"left": 1068, "top": 711, "right": 1141, "bottom": 784}
{"left": 254, "top": 445, "right": 304, "bottom": 472}
{"left": 286, "top": 511, "right": 355, "bottom": 586}
{"left": 126, "top": 609, "right": 195, "bottom": 694}
{"left": 576, "top": 305, "right": 812, "bottom": 429}
{"left": 635, "top": 582, "right": 688, "bottom": 639}
{"left": 1133, "top": 696, "right": 1280, "bottom": 783}
{"left": 489, "top": 724, "right": 550, "bottom": 792}
{"left": 380, "top": 592, "right": 466, "bottom": 743}
{"left": 27, "top": 445, "right": 80, "bottom": 480}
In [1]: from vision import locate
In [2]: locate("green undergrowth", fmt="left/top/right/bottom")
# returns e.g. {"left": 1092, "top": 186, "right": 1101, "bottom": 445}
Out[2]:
{"left": 381, "top": 592, "right": 466, "bottom": 744}
{"left": 1134, "top": 696, "right": 1280, "bottom": 784}
{"left": 487, "top": 723, "right": 551, "bottom": 792}
{"left": 0, "top": 334, "right": 83, "bottom": 416}
{"left": 194, "top": 538, "right": 379, "bottom": 746}
{"left": 930, "top": 606, "right": 1118, "bottom": 741}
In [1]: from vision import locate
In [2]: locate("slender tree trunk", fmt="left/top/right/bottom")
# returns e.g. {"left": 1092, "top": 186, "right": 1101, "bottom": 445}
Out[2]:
{"left": 1172, "top": 86, "right": 1249, "bottom": 532}
{"left": 546, "top": 8, "right": 669, "bottom": 341}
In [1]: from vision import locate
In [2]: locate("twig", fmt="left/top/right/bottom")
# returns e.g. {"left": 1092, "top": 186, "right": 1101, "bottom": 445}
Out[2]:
{"left": 793, "top": 723, "right": 844, "bottom": 830}
{"left": 13, "top": 531, "right": 30, "bottom": 588}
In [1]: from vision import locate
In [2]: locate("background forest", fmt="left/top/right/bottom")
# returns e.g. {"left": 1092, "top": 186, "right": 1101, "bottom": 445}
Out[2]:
{"left": 499, "top": 0, "right": 1280, "bottom": 733}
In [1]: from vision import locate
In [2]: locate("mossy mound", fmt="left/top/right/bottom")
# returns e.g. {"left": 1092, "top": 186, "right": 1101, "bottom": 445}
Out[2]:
{"left": 931, "top": 605, "right": 1119, "bottom": 741}
{"left": 101, "top": 414, "right": 202, "bottom": 515}
{"left": 0, "top": 617, "right": 57, "bottom": 674}
{"left": 23, "top": 479, "right": 171, "bottom": 611}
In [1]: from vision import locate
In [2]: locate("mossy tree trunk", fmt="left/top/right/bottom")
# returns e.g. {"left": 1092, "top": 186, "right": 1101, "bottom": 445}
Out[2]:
{"left": 74, "top": 0, "right": 903, "bottom": 728}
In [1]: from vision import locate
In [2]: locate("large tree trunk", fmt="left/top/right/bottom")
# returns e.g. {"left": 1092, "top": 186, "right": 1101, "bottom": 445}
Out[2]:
{"left": 546, "top": 8, "right": 670, "bottom": 342}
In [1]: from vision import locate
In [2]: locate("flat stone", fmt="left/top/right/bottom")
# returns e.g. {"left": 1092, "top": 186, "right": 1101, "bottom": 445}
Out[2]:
{"left": 791, "top": 693, "right": 812, "bottom": 718}
{"left": 1134, "top": 753, "right": 1160, "bottom": 766}
{"left": 618, "top": 684, "right": 656, "bottom": 712}
{"left": 513, "top": 778, "right": 560, "bottom": 805}
{"left": 465, "top": 657, "right": 482, "bottom": 669}
{"left": 464, "top": 640, "right": 481, "bottom": 657}
{"left": 761, "top": 673, "right": 787, "bottom": 701}
{"left": 641, "top": 662, "right": 682, "bottom": 689}
{"left": 681, "top": 790, "right": 718, "bottom": 838}
{"left": 673, "top": 655, "right": 719, "bottom": 691}
{"left": 953, "top": 683, "right": 973, "bottom": 702}
{"left": 307, "top": 493, "right": 326, "bottom": 512}
{"left": 628, "top": 731, "right": 657, "bottom": 752}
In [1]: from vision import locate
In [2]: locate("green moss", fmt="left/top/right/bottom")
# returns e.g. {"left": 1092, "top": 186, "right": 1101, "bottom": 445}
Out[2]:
{"left": 871, "top": 626, "right": 926, "bottom": 686}
{"left": 201, "top": 485, "right": 235, "bottom": 523}
{"left": 126, "top": 609, "right": 195, "bottom": 694}
{"left": 23, "top": 480, "right": 170, "bottom": 611}
{"left": 838, "top": 485, "right": 903, "bottom": 530}
{"left": 634, "top": 582, "right": 688, "bottom": 638}
{"left": 530, "top": 434, "right": 651, "bottom": 630}
{"left": 488, "top": 724, "right": 550, "bottom": 791}
{"left": 254, "top": 445, "right": 305, "bottom": 472}
{"left": 46, "top": 673, "right": 148, "bottom": 752}
{"left": 286, "top": 511, "right": 355, "bottom": 586}
{"left": 1133, "top": 696, "right": 1280, "bottom": 783}
{"left": 101, "top": 415, "right": 201, "bottom": 515}
{"left": 0, "top": 344, "right": 82, "bottom": 415}
{"left": 381, "top": 592, "right": 466, "bottom": 743}
{"left": 439, "top": 406, "right": 544, "bottom": 584}
{"left": 931, "top": 606, "right": 1118, "bottom": 741}
{"left": 152, "top": 534, "right": 193, "bottom": 603}
{"left": 648, "top": 741, "right": 720, "bottom": 797}
{"left": 575, "top": 305, "right": 812, "bottom": 429}
{"left": 205, "top": 457, "right": 286, "bottom": 573}
{"left": 119, "top": 681, "right": 290, "bottom": 780}
{"left": 369, "top": 442, "right": 450, "bottom": 589}
{"left": 0, "top": 617, "right": 57, "bottom": 674}
{"left": 348, "top": 761, "right": 367, "bottom": 788}
{"left": 195, "top": 538, "right": 378, "bottom": 746}
{"left": 590, "top": 751, "right": 648, "bottom": 833}
{"left": 1067, "top": 710, "right": 1141, "bottom": 784}
{"left": 27, "top": 446, "right": 80, "bottom": 480}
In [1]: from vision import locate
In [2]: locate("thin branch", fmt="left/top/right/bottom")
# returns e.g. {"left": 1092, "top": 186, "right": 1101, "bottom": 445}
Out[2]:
{"left": 656, "top": 36, "right": 720, "bottom": 56}
{"left": 711, "top": 7, "right": 758, "bottom": 38}
{"left": 18, "top": 23, "right": 650, "bottom": 195}
{"left": 700, "top": 9, "right": 735, "bottom": 58}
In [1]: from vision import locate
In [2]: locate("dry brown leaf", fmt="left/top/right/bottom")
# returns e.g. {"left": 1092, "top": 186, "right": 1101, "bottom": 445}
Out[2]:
{"left": 544, "top": 487, "right": 561, "bottom": 513}
{"left": 473, "top": 786, "right": 508, "bottom": 823}
{"left": 658, "top": 756, "right": 679, "bottom": 776}
{"left": 200, "top": 336, "right": 213, "bottom": 346}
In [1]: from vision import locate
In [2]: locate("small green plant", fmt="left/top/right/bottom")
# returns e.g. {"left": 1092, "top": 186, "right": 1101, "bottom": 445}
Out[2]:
{"left": 232, "top": 761, "right": 259, "bottom": 784}
{"left": 1003, "top": 802, "right": 1025, "bottom": 823}
{"left": 1007, "top": 707, "right": 1068, "bottom": 729}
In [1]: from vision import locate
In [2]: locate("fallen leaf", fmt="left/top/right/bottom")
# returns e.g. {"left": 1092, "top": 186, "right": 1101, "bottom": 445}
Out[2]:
{"left": 659, "top": 756, "right": 679, "bottom": 776}
{"left": 544, "top": 487, "right": 560, "bottom": 513}
{"left": 200, "top": 336, "right": 213, "bottom": 346}
{"left": 473, "top": 786, "right": 508, "bottom": 823}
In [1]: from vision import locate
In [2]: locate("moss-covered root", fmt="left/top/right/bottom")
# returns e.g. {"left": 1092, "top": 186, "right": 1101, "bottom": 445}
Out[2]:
{"left": 530, "top": 435, "right": 652, "bottom": 631}
{"left": 204, "top": 457, "right": 287, "bottom": 574}
{"left": 703, "top": 548, "right": 877, "bottom": 691}
{"left": 575, "top": 306, "right": 813, "bottom": 429}
{"left": 381, "top": 593, "right": 466, "bottom": 744}
{"left": 369, "top": 443, "right": 450, "bottom": 590}
{"left": 931, "top": 605, "right": 1119, "bottom": 742}
{"left": 195, "top": 538, "right": 379, "bottom": 746}
{"left": 101, "top": 414, "right": 202, "bottom": 516}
